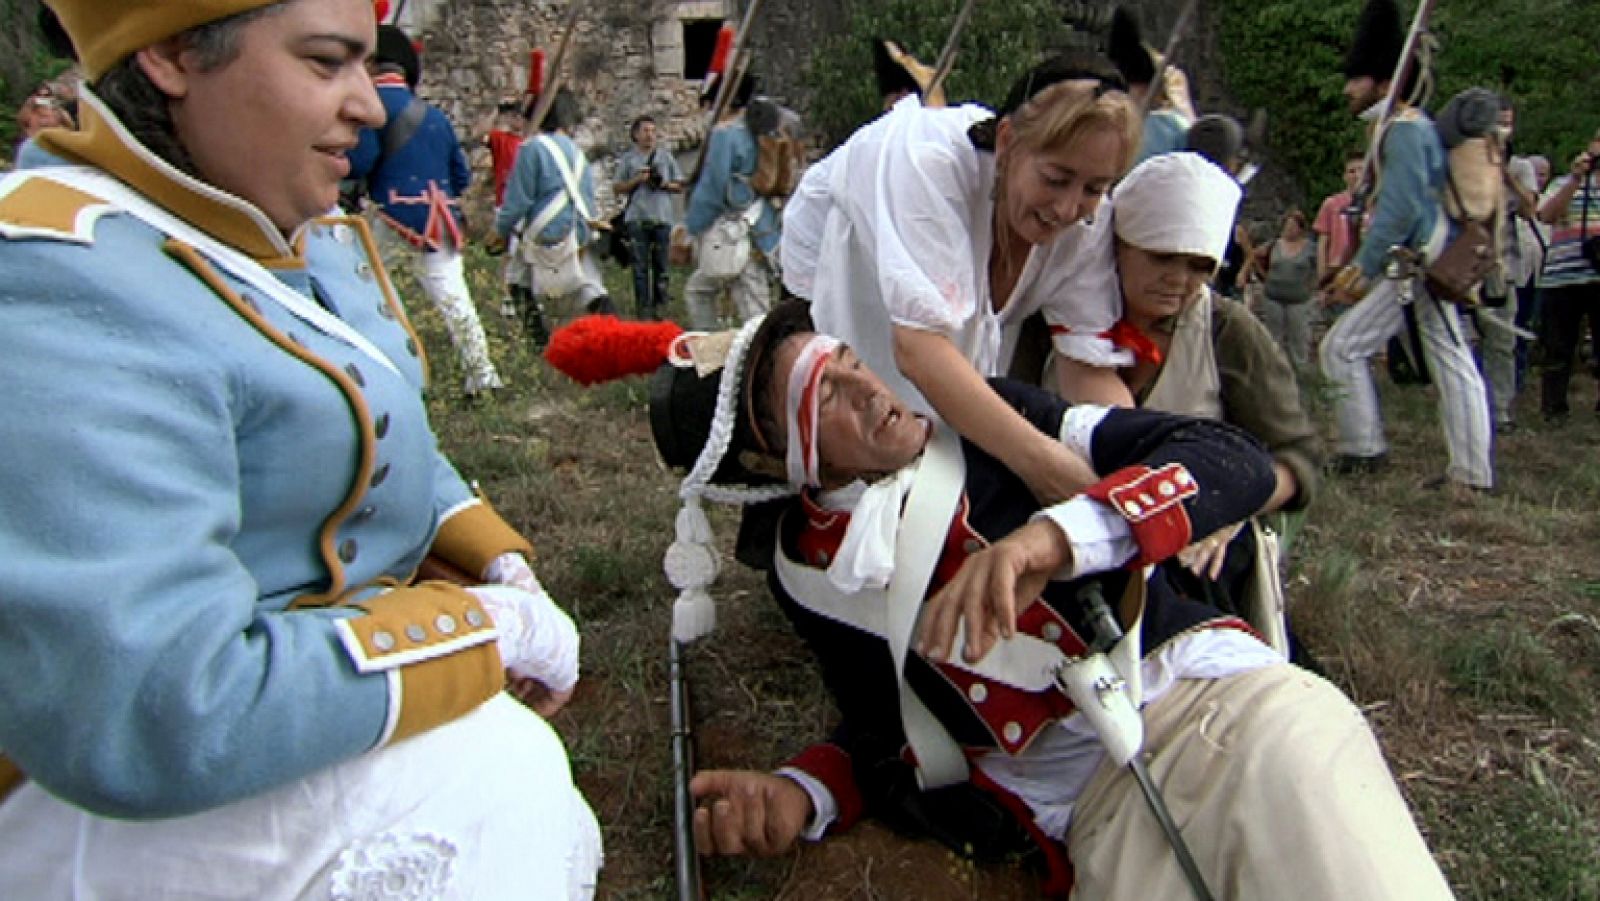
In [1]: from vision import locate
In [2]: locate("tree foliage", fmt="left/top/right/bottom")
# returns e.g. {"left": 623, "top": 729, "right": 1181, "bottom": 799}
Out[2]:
{"left": 801, "top": 0, "right": 1068, "bottom": 150}
{"left": 1218, "top": 0, "right": 1600, "bottom": 200}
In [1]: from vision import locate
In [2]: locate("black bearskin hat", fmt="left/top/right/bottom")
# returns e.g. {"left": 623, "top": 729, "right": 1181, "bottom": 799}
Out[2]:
{"left": 1106, "top": 7, "right": 1156, "bottom": 88}
{"left": 872, "top": 37, "right": 923, "bottom": 99}
{"left": 375, "top": 24, "right": 421, "bottom": 90}
{"left": 1342, "top": 0, "right": 1404, "bottom": 81}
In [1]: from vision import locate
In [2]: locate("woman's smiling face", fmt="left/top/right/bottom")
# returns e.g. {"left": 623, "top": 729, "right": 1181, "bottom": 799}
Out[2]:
{"left": 995, "top": 121, "right": 1124, "bottom": 246}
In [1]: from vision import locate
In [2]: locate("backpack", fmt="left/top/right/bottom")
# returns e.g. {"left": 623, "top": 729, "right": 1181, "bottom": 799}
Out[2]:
{"left": 750, "top": 134, "right": 802, "bottom": 198}
{"left": 1419, "top": 88, "right": 1505, "bottom": 304}
{"left": 744, "top": 98, "right": 803, "bottom": 199}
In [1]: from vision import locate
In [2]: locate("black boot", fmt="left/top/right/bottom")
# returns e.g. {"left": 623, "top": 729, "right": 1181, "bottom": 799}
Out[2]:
{"left": 520, "top": 288, "right": 551, "bottom": 349}
{"left": 586, "top": 294, "right": 618, "bottom": 316}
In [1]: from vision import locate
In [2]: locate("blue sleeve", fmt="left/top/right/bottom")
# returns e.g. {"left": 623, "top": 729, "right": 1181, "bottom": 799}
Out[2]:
{"left": 686, "top": 129, "right": 734, "bottom": 236}
{"left": 1355, "top": 120, "right": 1438, "bottom": 277}
{"left": 496, "top": 140, "right": 540, "bottom": 236}
{"left": 348, "top": 126, "right": 382, "bottom": 180}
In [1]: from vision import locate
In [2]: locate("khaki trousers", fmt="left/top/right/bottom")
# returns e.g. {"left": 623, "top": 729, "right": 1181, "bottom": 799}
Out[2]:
{"left": 1068, "top": 664, "right": 1454, "bottom": 900}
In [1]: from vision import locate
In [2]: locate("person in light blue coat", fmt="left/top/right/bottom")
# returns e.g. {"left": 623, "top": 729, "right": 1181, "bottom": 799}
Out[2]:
{"left": 681, "top": 75, "right": 782, "bottom": 329}
{"left": 0, "top": 1, "right": 599, "bottom": 895}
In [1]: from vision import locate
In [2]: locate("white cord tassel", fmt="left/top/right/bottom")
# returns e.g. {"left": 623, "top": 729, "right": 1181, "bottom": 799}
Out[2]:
{"left": 665, "top": 501, "right": 721, "bottom": 643}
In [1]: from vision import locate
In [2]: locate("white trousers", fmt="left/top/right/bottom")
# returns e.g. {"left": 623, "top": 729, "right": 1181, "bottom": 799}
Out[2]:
{"left": 1473, "top": 294, "right": 1520, "bottom": 426}
{"left": 1068, "top": 665, "right": 1454, "bottom": 901}
{"left": 684, "top": 247, "right": 775, "bottom": 331}
{"left": 1319, "top": 277, "right": 1493, "bottom": 487}
{"left": 0, "top": 694, "right": 601, "bottom": 900}
{"left": 378, "top": 223, "right": 502, "bottom": 395}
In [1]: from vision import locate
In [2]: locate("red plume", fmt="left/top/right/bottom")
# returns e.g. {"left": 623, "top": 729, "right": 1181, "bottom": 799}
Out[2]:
{"left": 373, "top": 0, "right": 390, "bottom": 22}
{"left": 707, "top": 24, "right": 735, "bottom": 77}
{"left": 544, "top": 316, "right": 685, "bottom": 386}
{"left": 526, "top": 48, "right": 546, "bottom": 98}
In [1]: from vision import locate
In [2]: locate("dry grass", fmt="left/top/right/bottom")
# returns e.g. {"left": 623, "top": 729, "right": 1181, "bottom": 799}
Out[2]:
{"left": 409, "top": 248, "right": 1600, "bottom": 899}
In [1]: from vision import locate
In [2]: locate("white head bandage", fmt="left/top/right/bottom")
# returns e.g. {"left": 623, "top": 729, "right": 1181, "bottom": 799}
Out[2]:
{"left": 1111, "top": 151, "right": 1242, "bottom": 266}
{"left": 783, "top": 335, "right": 841, "bottom": 488}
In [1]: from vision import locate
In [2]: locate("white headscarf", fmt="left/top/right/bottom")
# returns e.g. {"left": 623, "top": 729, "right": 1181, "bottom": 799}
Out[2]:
{"left": 1111, "top": 151, "right": 1242, "bottom": 264}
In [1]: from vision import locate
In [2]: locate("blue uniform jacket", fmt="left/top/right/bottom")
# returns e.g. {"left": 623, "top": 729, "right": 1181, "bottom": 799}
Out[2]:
{"left": 349, "top": 77, "right": 471, "bottom": 249}
{"left": 1354, "top": 111, "right": 1446, "bottom": 278}
{"left": 494, "top": 131, "right": 596, "bottom": 245}
{"left": 685, "top": 118, "right": 781, "bottom": 254}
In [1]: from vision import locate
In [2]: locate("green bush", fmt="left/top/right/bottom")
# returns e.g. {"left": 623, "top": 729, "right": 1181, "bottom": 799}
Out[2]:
{"left": 802, "top": 0, "right": 1065, "bottom": 150}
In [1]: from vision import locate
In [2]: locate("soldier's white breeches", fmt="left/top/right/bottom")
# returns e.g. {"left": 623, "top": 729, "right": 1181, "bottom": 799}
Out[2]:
{"left": 684, "top": 250, "right": 774, "bottom": 331}
{"left": 418, "top": 248, "right": 502, "bottom": 395}
{"left": 1319, "top": 277, "right": 1493, "bottom": 487}
{"left": 1068, "top": 665, "right": 1454, "bottom": 901}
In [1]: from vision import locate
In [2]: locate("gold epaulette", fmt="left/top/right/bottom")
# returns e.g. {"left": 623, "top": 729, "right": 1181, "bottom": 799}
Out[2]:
{"left": 0, "top": 171, "right": 117, "bottom": 244}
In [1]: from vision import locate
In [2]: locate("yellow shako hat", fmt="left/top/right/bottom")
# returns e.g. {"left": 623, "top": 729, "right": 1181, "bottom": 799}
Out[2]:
{"left": 46, "top": 0, "right": 287, "bottom": 80}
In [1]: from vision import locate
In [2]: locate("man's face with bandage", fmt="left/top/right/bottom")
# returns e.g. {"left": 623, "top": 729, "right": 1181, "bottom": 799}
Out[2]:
{"left": 761, "top": 334, "right": 930, "bottom": 488}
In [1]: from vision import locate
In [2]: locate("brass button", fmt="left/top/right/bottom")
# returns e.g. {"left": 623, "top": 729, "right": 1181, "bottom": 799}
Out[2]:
{"left": 1041, "top": 622, "right": 1064, "bottom": 643}
{"left": 370, "top": 463, "right": 391, "bottom": 487}
{"left": 465, "top": 609, "right": 486, "bottom": 628}
{"left": 968, "top": 683, "right": 988, "bottom": 704}
{"left": 350, "top": 505, "right": 377, "bottom": 524}
{"left": 374, "top": 412, "right": 391, "bottom": 439}
{"left": 338, "top": 539, "right": 358, "bottom": 563}
{"left": 345, "top": 363, "right": 365, "bottom": 387}
{"left": 435, "top": 614, "right": 458, "bottom": 635}
{"left": 356, "top": 261, "right": 374, "bottom": 282}
{"left": 1002, "top": 722, "right": 1023, "bottom": 744}
{"left": 405, "top": 624, "right": 427, "bottom": 643}
{"left": 405, "top": 337, "right": 419, "bottom": 357}
{"left": 372, "top": 630, "right": 396, "bottom": 652}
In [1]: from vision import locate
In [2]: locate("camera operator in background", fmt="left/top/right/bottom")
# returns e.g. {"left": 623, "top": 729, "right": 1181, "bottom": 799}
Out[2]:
{"left": 613, "top": 114, "right": 683, "bottom": 321}
{"left": 1534, "top": 127, "right": 1600, "bottom": 422}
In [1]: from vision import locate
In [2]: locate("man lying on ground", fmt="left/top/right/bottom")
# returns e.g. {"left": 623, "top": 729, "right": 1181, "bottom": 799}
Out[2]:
{"left": 649, "top": 299, "right": 1453, "bottom": 899}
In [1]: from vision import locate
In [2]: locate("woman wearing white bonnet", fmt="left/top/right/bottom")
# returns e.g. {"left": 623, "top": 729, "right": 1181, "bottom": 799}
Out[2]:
{"left": 1109, "top": 152, "right": 1323, "bottom": 630}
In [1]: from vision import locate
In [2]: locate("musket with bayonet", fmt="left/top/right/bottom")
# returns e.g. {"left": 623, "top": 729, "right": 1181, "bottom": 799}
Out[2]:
{"left": 688, "top": 0, "right": 766, "bottom": 186}
{"left": 525, "top": 2, "right": 583, "bottom": 134}
{"left": 923, "top": 0, "right": 979, "bottom": 105}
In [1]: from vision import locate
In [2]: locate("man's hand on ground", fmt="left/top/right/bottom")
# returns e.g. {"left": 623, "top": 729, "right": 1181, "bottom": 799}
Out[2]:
{"left": 690, "top": 770, "right": 812, "bottom": 857}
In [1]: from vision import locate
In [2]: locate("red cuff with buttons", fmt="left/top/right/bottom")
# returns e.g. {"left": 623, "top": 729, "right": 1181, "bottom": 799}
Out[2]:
{"left": 785, "top": 743, "right": 863, "bottom": 834}
{"left": 1082, "top": 463, "right": 1197, "bottom": 566}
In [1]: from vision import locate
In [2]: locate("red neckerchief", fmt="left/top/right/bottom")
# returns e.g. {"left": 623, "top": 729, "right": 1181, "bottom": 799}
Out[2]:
{"left": 1101, "top": 319, "right": 1164, "bottom": 367}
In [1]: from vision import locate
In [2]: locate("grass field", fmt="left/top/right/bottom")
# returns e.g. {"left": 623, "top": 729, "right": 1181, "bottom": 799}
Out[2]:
{"left": 412, "top": 248, "right": 1600, "bottom": 900}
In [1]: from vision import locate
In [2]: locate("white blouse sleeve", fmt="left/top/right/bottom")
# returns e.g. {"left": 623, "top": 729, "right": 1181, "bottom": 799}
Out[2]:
{"left": 836, "top": 104, "right": 991, "bottom": 337}
{"left": 1034, "top": 208, "right": 1133, "bottom": 368}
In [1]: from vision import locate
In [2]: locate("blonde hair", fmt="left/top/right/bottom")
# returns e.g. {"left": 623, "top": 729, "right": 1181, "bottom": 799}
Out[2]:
{"left": 1005, "top": 80, "right": 1142, "bottom": 179}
